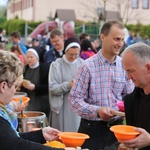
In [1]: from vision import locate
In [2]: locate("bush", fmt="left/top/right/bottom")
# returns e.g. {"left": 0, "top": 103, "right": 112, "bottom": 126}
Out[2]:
{"left": 1, "top": 18, "right": 42, "bottom": 36}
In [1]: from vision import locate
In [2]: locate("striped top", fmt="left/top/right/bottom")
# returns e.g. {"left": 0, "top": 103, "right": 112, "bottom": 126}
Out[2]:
{"left": 68, "top": 51, "right": 134, "bottom": 120}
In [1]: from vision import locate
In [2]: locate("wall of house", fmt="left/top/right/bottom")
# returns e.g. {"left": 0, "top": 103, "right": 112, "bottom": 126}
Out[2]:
{"left": 7, "top": 0, "right": 150, "bottom": 24}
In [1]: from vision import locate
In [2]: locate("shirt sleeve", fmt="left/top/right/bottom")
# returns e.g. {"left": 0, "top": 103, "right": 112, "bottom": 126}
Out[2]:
{"left": 0, "top": 116, "right": 64, "bottom": 150}
{"left": 49, "top": 61, "right": 71, "bottom": 96}
{"left": 68, "top": 64, "right": 100, "bottom": 120}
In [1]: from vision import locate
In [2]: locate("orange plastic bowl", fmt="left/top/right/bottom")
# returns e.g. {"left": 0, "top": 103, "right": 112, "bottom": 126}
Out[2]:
{"left": 110, "top": 125, "right": 140, "bottom": 142}
{"left": 58, "top": 132, "right": 90, "bottom": 148}
{"left": 13, "top": 96, "right": 30, "bottom": 106}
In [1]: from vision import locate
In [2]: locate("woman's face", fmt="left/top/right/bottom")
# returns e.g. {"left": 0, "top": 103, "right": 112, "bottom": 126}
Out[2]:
{"left": 0, "top": 80, "right": 17, "bottom": 104}
{"left": 65, "top": 47, "right": 80, "bottom": 62}
{"left": 26, "top": 51, "right": 38, "bottom": 66}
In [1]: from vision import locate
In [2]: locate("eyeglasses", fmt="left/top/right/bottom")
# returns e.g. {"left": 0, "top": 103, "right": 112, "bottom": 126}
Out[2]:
{"left": 12, "top": 83, "right": 20, "bottom": 90}
{"left": 66, "top": 53, "right": 79, "bottom": 57}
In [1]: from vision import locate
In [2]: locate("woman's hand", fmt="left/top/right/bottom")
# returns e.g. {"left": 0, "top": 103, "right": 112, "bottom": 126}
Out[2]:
{"left": 42, "top": 126, "right": 60, "bottom": 141}
{"left": 22, "top": 80, "right": 35, "bottom": 91}
{"left": 69, "top": 79, "right": 75, "bottom": 88}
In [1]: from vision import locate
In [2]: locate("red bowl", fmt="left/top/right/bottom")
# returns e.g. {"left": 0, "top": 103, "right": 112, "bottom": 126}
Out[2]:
{"left": 116, "top": 101, "right": 124, "bottom": 112}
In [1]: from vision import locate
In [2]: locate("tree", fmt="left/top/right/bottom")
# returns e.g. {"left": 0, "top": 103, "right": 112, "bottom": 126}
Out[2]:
{"left": 96, "top": 0, "right": 144, "bottom": 25}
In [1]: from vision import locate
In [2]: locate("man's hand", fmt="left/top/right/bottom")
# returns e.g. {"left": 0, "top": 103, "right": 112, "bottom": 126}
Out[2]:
{"left": 97, "top": 107, "right": 114, "bottom": 121}
{"left": 122, "top": 128, "right": 150, "bottom": 149}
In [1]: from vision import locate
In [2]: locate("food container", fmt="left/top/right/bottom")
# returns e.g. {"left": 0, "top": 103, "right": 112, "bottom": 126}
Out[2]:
{"left": 17, "top": 111, "right": 46, "bottom": 132}
{"left": 14, "top": 92, "right": 27, "bottom": 98}
{"left": 58, "top": 132, "right": 90, "bottom": 148}
{"left": 110, "top": 125, "right": 140, "bottom": 142}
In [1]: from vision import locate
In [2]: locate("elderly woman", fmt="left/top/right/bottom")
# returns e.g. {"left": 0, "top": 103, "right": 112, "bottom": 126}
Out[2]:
{"left": 0, "top": 50, "right": 76, "bottom": 150}
{"left": 21, "top": 48, "right": 50, "bottom": 117}
{"left": 49, "top": 37, "right": 83, "bottom": 132}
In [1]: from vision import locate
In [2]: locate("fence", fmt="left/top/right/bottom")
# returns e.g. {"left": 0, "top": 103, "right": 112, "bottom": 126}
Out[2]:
{"left": 74, "top": 22, "right": 101, "bottom": 41}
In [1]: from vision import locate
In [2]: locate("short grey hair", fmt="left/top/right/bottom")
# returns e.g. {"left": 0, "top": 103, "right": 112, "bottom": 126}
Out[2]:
{"left": 0, "top": 51, "right": 24, "bottom": 86}
{"left": 50, "top": 29, "right": 63, "bottom": 38}
{"left": 122, "top": 42, "right": 150, "bottom": 64}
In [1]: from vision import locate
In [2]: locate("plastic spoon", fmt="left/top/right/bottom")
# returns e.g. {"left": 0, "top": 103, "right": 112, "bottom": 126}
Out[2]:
{"left": 20, "top": 99, "right": 24, "bottom": 117}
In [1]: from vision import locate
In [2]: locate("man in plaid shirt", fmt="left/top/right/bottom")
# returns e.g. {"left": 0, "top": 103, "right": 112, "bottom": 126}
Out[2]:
{"left": 68, "top": 20, "right": 134, "bottom": 150}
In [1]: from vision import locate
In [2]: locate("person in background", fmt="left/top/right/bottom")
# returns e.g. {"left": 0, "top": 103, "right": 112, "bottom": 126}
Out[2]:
{"left": 0, "top": 29, "right": 8, "bottom": 48}
{"left": 31, "top": 38, "right": 45, "bottom": 63}
{"left": 49, "top": 37, "right": 83, "bottom": 132}
{"left": 44, "top": 29, "right": 65, "bottom": 67}
{"left": 32, "top": 38, "right": 40, "bottom": 47}
{"left": 25, "top": 37, "right": 32, "bottom": 49}
{"left": 40, "top": 32, "right": 51, "bottom": 50}
{"left": 121, "top": 42, "right": 150, "bottom": 150}
{"left": 10, "top": 45, "right": 27, "bottom": 65}
{"left": 143, "top": 35, "right": 150, "bottom": 46}
{"left": 80, "top": 39, "right": 96, "bottom": 60}
{"left": 68, "top": 20, "right": 134, "bottom": 150}
{"left": 0, "top": 50, "right": 77, "bottom": 150}
{"left": 127, "top": 32, "right": 136, "bottom": 46}
{"left": 21, "top": 48, "right": 50, "bottom": 117}
{"left": 79, "top": 33, "right": 90, "bottom": 44}
{"left": 92, "top": 38, "right": 102, "bottom": 51}
{"left": 10, "top": 31, "right": 27, "bottom": 54}
{"left": 0, "top": 42, "right": 5, "bottom": 50}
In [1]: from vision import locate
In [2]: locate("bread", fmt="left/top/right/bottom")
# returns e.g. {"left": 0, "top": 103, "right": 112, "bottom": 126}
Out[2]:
{"left": 22, "top": 79, "right": 30, "bottom": 87}
{"left": 110, "top": 110, "right": 125, "bottom": 117}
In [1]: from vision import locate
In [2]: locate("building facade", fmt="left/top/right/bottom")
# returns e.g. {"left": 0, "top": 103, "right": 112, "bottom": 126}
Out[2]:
{"left": 7, "top": 0, "right": 150, "bottom": 24}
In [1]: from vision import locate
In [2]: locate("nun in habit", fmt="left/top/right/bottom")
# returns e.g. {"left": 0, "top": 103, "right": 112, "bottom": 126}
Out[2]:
{"left": 49, "top": 37, "right": 83, "bottom": 132}
{"left": 21, "top": 48, "right": 50, "bottom": 117}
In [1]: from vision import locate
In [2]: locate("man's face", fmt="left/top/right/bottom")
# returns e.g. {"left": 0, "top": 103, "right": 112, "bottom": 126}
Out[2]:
{"left": 50, "top": 35, "right": 64, "bottom": 52}
{"left": 100, "top": 25, "right": 125, "bottom": 56}
{"left": 122, "top": 52, "right": 149, "bottom": 88}
{"left": 11, "top": 36, "right": 18, "bottom": 44}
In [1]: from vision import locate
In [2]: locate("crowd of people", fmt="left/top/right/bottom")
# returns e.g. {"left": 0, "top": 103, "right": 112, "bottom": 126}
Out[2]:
{"left": 1, "top": 20, "right": 150, "bottom": 150}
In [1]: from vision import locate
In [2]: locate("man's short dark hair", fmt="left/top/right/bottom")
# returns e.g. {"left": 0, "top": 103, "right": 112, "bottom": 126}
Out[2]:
{"left": 79, "top": 33, "right": 89, "bottom": 42}
{"left": 10, "top": 31, "right": 21, "bottom": 39}
{"left": 100, "top": 20, "right": 124, "bottom": 36}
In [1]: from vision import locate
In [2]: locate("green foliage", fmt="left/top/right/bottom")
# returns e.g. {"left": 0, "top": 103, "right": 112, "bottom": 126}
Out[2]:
{"left": 1, "top": 17, "right": 150, "bottom": 39}
{"left": 0, "top": 5, "right": 7, "bottom": 25}
{"left": 28, "top": 21, "right": 43, "bottom": 33}
{"left": 1, "top": 18, "right": 42, "bottom": 36}
{"left": 125, "top": 23, "right": 150, "bottom": 38}
{"left": 2, "top": 18, "right": 25, "bottom": 35}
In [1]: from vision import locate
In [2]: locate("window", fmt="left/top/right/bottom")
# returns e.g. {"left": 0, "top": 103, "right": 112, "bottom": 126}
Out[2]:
{"left": 132, "top": 0, "right": 139, "bottom": 9}
{"left": 142, "top": 0, "right": 149, "bottom": 9}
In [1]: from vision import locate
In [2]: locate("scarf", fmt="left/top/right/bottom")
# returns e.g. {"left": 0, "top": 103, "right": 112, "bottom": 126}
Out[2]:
{"left": 0, "top": 103, "right": 20, "bottom": 137}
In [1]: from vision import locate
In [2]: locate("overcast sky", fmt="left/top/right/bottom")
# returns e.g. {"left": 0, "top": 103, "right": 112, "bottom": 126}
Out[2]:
{"left": 0, "top": 0, "right": 8, "bottom": 6}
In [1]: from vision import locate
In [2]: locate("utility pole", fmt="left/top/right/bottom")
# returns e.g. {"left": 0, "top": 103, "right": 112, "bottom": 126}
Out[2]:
{"left": 103, "top": 0, "right": 106, "bottom": 22}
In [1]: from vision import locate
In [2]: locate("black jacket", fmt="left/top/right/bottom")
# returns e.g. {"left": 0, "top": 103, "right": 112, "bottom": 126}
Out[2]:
{"left": 124, "top": 87, "right": 150, "bottom": 150}
{"left": 0, "top": 116, "right": 64, "bottom": 150}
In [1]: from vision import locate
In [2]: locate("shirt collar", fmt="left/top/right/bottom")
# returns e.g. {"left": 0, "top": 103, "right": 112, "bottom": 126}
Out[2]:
{"left": 98, "top": 50, "right": 119, "bottom": 66}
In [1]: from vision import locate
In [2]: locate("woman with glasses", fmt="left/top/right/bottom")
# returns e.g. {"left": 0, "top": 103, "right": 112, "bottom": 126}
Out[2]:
{"left": 0, "top": 50, "right": 77, "bottom": 150}
{"left": 49, "top": 37, "right": 83, "bottom": 132}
